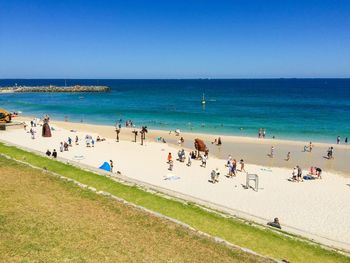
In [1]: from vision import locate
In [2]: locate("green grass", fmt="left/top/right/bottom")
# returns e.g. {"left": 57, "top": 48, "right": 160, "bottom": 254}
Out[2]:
{"left": 0, "top": 142, "right": 349, "bottom": 262}
{"left": 0, "top": 157, "right": 264, "bottom": 262}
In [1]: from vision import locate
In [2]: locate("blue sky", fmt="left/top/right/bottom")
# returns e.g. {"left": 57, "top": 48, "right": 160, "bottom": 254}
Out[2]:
{"left": 0, "top": 0, "right": 349, "bottom": 78}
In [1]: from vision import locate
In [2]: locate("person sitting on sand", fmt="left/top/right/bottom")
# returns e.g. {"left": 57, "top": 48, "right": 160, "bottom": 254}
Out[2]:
{"left": 267, "top": 218, "right": 281, "bottom": 229}
{"left": 52, "top": 149, "right": 57, "bottom": 158}
{"left": 167, "top": 152, "right": 172, "bottom": 163}
{"left": 96, "top": 136, "right": 101, "bottom": 142}
{"left": 316, "top": 167, "right": 322, "bottom": 178}
{"left": 327, "top": 147, "right": 334, "bottom": 159}
{"left": 46, "top": 149, "right": 51, "bottom": 157}
{"left": 211, "top": 138, "right": 217, "bottom": 144}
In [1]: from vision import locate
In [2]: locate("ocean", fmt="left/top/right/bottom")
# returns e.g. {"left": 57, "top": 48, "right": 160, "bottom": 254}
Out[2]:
{"left": 1, "top": 79, "right": 349, "bottom": 143}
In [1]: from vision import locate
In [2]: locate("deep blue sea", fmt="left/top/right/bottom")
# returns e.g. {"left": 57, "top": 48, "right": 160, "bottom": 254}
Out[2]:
{"left": 1, "top": 79, "right": 349, "bottom": 143}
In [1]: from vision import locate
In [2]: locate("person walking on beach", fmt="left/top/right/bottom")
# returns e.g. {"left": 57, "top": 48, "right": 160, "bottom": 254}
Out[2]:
{"left": 201, "top": 154, "right": 207, "bottom": 168}
{"left": 345, "top": 137, "right": 348, "bottom": 144}
{"left": 52, "top": 149, "right": 57, "bottom": 158}
{"left": 109, "top": 160, "right": 114, "bottom": 173}
{"left": 167, "top": 152, "right": 172, "bottom": 163}
{"left": 286, "top": 152, "right": 291, "bottom": 161}
{"left": 239, "top": 159, "right": 246, "bottom": 173}
{"left": 297, "top": 165, "right": 303, "bottom": 182}
{"left": 337, "top": 136, "right": 340, "bottom": 144}
{"left": 60, "top": 142, "right": 64, "bottom": 152}
{"left": 309, "top": 142, "right": 313, "bottom": 152}
{"left": 270, "top": 146, "right": 275, "bottom": 158}
{"left": 75, "top": 135, "right": 79, "bottom": 145}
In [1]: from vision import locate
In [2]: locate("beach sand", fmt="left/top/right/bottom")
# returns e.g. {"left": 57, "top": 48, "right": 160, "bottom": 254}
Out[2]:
{"left": 1, "top": 117, "right": 350, "bottom": 251}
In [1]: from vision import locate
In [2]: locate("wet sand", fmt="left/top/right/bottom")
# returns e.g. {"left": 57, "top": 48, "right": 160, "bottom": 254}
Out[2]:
{"left": 14, "top": 116, "right": 350, "bottom": 178}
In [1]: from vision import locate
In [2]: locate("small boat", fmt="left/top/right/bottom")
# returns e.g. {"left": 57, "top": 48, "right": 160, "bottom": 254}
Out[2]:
{"left": 201, "top": 93, "right": 206, "bottom": 105}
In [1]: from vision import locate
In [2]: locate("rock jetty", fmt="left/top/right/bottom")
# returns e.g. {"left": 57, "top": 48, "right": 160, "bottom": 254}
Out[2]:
{"left": 0, "top": 85, "right": 110, "bottom": 93}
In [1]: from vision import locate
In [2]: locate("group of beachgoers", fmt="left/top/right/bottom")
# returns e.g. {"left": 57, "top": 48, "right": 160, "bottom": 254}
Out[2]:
{"left": 336, "top": 136, "right": 348, "bottom": 144}
{"left": 258, "top": 128, "right": 267, "bottom": 138}
{"left": 166, "top": 149, "right": 210, "bottom": 171}
{"left": 290, "top": 165, "right": 322, "bottom": 182}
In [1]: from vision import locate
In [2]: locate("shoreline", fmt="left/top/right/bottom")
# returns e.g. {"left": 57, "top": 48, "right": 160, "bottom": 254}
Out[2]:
{"left": 14, "top": 115, "right": 350, "bottom": 177}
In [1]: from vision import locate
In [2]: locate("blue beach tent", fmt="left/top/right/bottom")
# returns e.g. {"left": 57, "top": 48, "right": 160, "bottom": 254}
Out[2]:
{"left": 99, "top": 162, "right": 111, "bottom": 172}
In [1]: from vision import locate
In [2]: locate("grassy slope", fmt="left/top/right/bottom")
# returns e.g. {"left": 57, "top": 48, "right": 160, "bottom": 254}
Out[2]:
{"left": 0, "top": 142, "right": 348, "bottom": 262}
{"left": 0, "top": 157, "right": 266, "bottom": 262}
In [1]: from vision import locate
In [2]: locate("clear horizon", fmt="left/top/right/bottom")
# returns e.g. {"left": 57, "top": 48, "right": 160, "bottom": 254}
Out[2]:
{"left": 1, "top": 0, "right": 350, "bottom": 79}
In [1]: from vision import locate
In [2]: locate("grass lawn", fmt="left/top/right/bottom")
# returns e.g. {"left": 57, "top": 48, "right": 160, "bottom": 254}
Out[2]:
{"left": 0, "top": 157, "right": 267, "bottom": 262}
{"left": 0, "top": 142, "right": 349, "bottom": 262}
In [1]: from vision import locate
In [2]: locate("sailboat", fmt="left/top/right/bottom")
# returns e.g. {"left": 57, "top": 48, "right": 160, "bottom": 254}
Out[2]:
{"left": 201, "top": 93, "right": 206, "bottom": 105}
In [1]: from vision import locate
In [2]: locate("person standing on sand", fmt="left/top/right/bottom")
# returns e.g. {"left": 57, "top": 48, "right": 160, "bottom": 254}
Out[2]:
{"left": 309, "top": 142, "right": 313, "bottom": 152}
{"left": 75, "top": 135, "right": 79, "bottom": 145}
{"left": 110, "top": 160, "right": 114, "bottom": 173}
{"left": 52, "top": 149, "right": 57, "bottom": 158}
{"left": 60, "top": 142, "right": 64, "bottom": 152}
{"left": 297, "top": 165, "right": 303, "bottom": 182}
{"left": 345, "top": 137, "right": 348, "bottom": 144}
{"left": 286, "top": 152, "right": 291, "bottom": 161}
{"left": 263, "top": 128, "right": 266, "bottom": 138}
{"left": 167, "top": 152, "right": 172, "bottom": 163}
{"left": 337, "top": 136, "right": 340, "bottom": 144}
{"left": 239, "top": 159, "right": 246, "bottom": 173}
{"left": 201, "top": 154, "right": 207, "bottom": 168}
{"left": 270, "top": 146, "right": 275, "bottom": 158}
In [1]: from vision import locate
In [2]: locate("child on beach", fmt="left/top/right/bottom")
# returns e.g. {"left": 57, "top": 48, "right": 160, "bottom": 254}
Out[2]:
{"left": 239, "top": 159, "right": 246, "bottom": 173}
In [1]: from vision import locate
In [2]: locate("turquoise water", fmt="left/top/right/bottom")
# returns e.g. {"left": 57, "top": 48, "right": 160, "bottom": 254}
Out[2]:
{"left": 1, "top": 79, "right": 349, "bottom": 143}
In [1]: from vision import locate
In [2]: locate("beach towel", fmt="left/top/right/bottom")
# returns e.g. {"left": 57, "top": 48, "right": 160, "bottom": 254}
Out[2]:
{"left": 303, "top": 175, "right": 315, "bottom": 180}
{"left": 163, "top": 174, "right": 180, "bottom": 181}
{"left": 99, "top": 162, "right": 111, "bottom": 172}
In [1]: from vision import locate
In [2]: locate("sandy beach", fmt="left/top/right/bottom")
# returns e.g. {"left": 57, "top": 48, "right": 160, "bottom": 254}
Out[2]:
{"left": 1, "top": 117, "right": 350, "bottom": 251}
